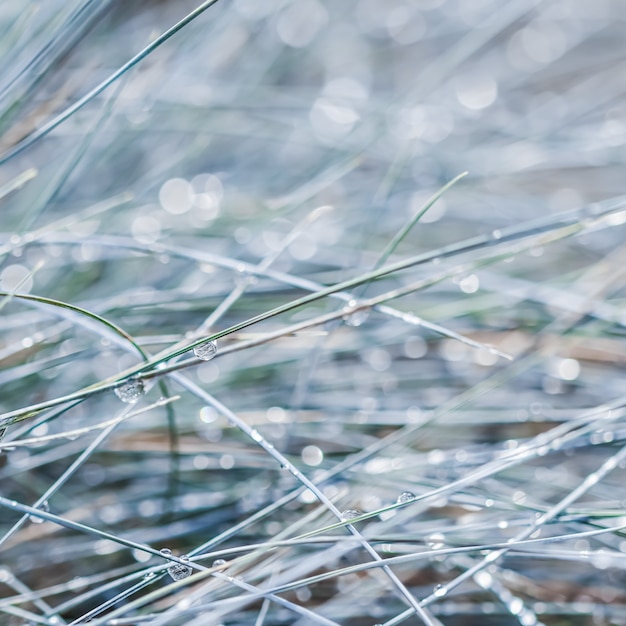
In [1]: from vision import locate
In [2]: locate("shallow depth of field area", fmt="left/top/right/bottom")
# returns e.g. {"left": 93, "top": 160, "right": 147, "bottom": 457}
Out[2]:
{"left": 1, "top": 1, "right": 626, "bottom": 625}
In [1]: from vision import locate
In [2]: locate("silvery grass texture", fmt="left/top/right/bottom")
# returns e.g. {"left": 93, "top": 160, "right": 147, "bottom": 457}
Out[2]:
{"left": 0, "top": 1, "right": 626, "bottom": 625}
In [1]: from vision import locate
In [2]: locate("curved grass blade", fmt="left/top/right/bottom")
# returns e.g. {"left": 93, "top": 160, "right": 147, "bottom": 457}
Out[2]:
{"left": 0, "top": 0, "right": 223, "bottom": 165}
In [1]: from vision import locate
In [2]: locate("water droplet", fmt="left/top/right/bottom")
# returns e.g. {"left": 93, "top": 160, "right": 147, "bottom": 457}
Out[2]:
{"left": 212, "top": 558, "right": 227, "bottom": 568}
{"left": 235, "top": 268, "right": 258, "bottom": 288}
{"left": 159, "top": 548, "right": 172, "bottom": 556}
{"left": 341, "top": 509, "right": 362, "bottom": 520}
{"left": 249, "top": 429, "right": 263, "bottom": 443}
{"left": 342, "top": 300, "right": 369, "bottom": 327}
{"left": 29, "top": 500, "right": 49, "bottom": 524}
{"left": 553, "top": 357, "right": 580, "bottom": 381}
{"left": 427, "top": 533, "right": 445, "bottom": 550}
{"left": 114, "top": 378, "right": 145, "bottom": 404}
{"left": 491, "top": 229, "right": 502, "bottom": 240}
{"left": 397, "top": 491, "right": 415, "bottom": 504}
{"left": 193, "top": 340, "right": 218, "bottom": 361}
{"left": 433, "top": 583, "right": 447, "bottom": 597}
{"left": 459, "top": 273, "right": 479, "bottom": 294}
{"left": 142, "top": 571, "right": 157, "bottom": 581}
{"left": 167, "top": 554, "right": 192, "bottom": 581}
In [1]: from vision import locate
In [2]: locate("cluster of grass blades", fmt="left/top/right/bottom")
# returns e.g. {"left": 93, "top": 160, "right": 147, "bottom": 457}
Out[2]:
{"left": 1, "top": 1, "right": 626, "bottom": 625}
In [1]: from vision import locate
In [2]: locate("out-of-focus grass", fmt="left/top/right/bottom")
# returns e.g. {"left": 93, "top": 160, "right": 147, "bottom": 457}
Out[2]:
{"left": 1, "top": 1, "right": 626, "bottom": 625}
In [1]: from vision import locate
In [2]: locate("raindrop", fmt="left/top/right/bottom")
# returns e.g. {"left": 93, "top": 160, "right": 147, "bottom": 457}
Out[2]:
{"left": 212, "top": 558, "right": 227, "bottom": 568}
{"left": 235, "top": 268, "right": 258, "bottom": 289}
{"left": 159, "top": 548, "right": 172, "bottom": 556}
{"left": 554, "top": 357, "right": 580, "bottom": 381}
{"left": 459, "top": 273, "right": 479, "bottom": 294}
{"left": 341, "top": 509, "right": 362, "bottom": 520}
{"left": 491, "top": 229, "right": 503, "bottom": 240}
{"left": 301, "top": 445, "right": 324, "bottom": 466}
{"left": 114, "top": 378, "right": 145, "bottom": 404}
{"left": 404, "top": 336, "right": 427, "bottom": 359}
{"left": 168, "top": 554, "right": 192, "bottom": 581}
{"left": 433, "top": 583, "right": 447, "bottom": 597}
{"left": 249, "top": 429, "right": 263, "bottom": 443}
{"left": 342, "top": 300, "right": 369, "bottom": 327}
{"left": 397, "top": 491, "right": 415, "bottom": 504}
{"left": 159, "top": 178, "right": 193, "bottom": 215}
{"left": 193, "top": 340, "right": 218, "bottom": 361}
{"left": 133, "top": 548, "right": 151, "bottom": 563}
{"left": 509, "top": 598, "right": 524, "bottom": 615}
{"left": 427, "top": 533, "right": 445, "bottom": 549}
{"left": 29, "top": 500, "right": 50, "bottom": 524}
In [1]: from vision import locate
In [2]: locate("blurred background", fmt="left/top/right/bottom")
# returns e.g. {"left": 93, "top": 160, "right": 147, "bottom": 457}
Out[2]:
{"left": 1, "top": 1, "right": 626, "bottom": 625}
